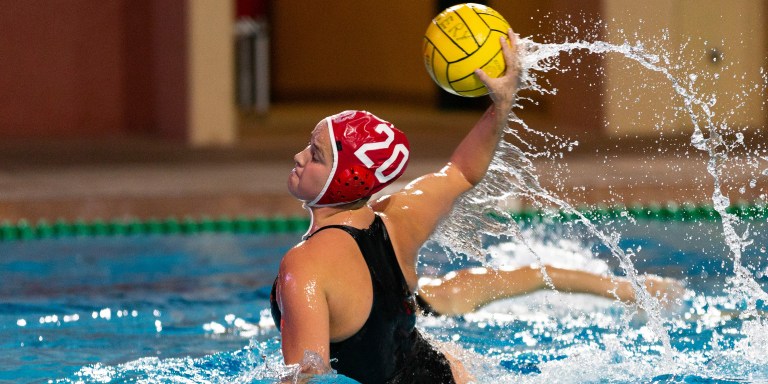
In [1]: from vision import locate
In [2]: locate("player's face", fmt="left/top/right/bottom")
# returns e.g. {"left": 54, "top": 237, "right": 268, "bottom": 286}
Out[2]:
{"left": 288, "top": 120, "right": 333, "bottom": 203}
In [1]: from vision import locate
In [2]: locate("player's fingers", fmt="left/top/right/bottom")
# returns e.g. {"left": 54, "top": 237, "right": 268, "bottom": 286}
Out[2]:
{"left": 501, "top": 29, "right": 520, "bottom": 71}
{"left": 474, "top": 68, "right": 492, "bottom": 86}
{"left": 507, "top": 28, "right": 518, "bottom": 48}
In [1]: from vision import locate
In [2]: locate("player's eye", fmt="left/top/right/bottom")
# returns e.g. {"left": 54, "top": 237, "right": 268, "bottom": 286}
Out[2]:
{"left": 311, "top": 146, "right": 322, "bottom": 163}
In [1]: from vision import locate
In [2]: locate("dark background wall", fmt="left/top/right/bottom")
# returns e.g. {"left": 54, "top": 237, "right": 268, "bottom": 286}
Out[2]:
{"left": 0, "top": 0, "right": 186, "bottom": 139}
{"left": 1, "top": 1, "right": 762, "bottom": 140}
{"left": 269, "top": 0, "right": 604, "bottom": 134}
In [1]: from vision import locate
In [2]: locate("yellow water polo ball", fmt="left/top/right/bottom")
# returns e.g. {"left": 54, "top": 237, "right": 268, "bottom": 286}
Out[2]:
{"left": 423, "top": 3, "right": 511, "bottom": 97}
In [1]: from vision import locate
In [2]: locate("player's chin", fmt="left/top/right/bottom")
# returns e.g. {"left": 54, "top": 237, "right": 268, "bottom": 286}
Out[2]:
{"left": 287, "top": 180, "right": 314, "bottom": 203}
{"left": 286, "top": 174, "right": 299, "bottom": 196}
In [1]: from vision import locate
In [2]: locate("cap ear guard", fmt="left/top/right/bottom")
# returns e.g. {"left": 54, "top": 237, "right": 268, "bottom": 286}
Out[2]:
{"left": 327, "top": 165, "right": 377, "bottom": 203}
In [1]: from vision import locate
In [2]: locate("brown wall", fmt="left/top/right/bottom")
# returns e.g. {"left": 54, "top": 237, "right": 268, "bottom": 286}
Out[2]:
{"left": 0, "top": 1, "right": 125, "bottom": 137}
{"left": 0, "top": 0, "right": 187, "bottom": 139}
{"left": 270, "top": 0, "right": 604, "bottom": 134}
{"left": 491, "top": 0, "right": 604, "bottom": 134}
{"left": 124, "top": 0, "right": 188, "bottom": 140}
{"left": 270, "top": 0, "right": 436, "bottom": 104}
{"left": 123, "top": 1, "right": 188, "bottom": 139}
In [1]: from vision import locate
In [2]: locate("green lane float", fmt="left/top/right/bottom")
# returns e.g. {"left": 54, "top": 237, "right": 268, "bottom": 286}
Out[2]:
{"left": 0, "top": 201, "right": 765, "bottom": 242}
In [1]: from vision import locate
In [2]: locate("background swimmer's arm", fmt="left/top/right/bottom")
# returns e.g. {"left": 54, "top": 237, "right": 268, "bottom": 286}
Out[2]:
{"left": 275, "top": 248, "right": 332, "bottom": 374}
{"left": 417, "top": 266, "right": 684, "bottom": 316}
{"left": 418, "top": 266, "right": 546, "bottom": 316}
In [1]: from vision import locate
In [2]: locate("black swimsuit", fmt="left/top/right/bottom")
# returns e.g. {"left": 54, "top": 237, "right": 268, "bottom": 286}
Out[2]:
{"left": 270, "top": 215, "right": 455, "bottom": 384}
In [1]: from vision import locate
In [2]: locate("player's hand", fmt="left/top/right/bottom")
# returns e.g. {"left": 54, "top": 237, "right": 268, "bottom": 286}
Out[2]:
{"left": 644, "top": 275, "right": 686, "bottom": 307}
{"left": 474, "top": 28, "right": 520, "bottom": 110}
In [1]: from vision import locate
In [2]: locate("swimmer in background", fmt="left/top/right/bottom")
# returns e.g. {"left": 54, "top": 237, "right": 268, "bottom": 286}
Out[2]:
{"left": 269, "top": 28, "right": 682, "bottom": 383}
{"left": 414, "top": 266, "right": 684, "bottom": 316}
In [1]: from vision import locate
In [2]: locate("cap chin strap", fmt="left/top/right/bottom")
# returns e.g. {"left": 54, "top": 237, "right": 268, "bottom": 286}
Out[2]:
{"left": 307, "top": 199, "right": 359, "bottom": 208}
{"left": 306, "top": 117, "right": 339, "bottom": 207}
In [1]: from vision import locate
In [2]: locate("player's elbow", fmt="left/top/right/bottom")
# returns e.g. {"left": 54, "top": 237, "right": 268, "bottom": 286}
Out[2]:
{"left": 463, "top": 170, "right": 485, "bottom": 187}
{"left": 447, "top": 162, "right": 484, "bottom": 188}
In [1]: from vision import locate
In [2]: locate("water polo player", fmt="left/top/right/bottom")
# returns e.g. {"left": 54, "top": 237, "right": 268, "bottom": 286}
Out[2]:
{"left": 270, "top": 31, "right": 520, "bottom": 383}
{"left": 268, "top": 27, "right": 688, "bottom": 382}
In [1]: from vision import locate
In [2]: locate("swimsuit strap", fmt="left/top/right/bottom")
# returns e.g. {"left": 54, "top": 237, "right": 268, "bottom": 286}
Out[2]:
{"left": 307, "top": 223, "right": 359, "bottom": 239}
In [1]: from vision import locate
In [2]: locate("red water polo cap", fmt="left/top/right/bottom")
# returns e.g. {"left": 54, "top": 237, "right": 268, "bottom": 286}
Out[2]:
{"left": 308, "top": 110, "right": 410, "bottom": 207}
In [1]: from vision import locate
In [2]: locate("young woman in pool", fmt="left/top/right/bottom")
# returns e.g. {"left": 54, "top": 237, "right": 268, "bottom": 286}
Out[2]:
{"left": 269, "top": 29, "right": 681, "bottom": 383}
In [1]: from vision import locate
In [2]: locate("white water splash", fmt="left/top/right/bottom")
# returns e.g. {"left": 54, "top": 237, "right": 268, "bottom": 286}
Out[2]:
{"left": 432, "top": 31, "right": 767, "bottom": 357}
{"left": 762, "top": 156, "right": 768, "bottom": 176}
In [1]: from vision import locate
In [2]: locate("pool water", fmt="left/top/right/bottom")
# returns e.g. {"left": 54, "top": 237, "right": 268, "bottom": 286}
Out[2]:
{"left": 2, "top": 219, "right": 768, "bottom": 383}
{"left": 1, "top": 234, "right": 291, "bottom": 383}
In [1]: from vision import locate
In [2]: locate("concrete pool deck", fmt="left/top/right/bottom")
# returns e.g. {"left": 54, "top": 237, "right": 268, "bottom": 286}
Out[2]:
{"left": 0, "top": 103, "right": 762, "bottom": 223}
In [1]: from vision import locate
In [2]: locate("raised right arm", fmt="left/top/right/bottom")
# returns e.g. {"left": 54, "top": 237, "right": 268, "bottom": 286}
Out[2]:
{"left": 374, "top": 29, "right": 521, "bottom": 270}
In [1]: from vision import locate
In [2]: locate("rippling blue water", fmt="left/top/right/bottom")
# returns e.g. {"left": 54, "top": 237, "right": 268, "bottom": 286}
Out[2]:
{"left": 2, "top": 219, "right": 767, "bottom": 383}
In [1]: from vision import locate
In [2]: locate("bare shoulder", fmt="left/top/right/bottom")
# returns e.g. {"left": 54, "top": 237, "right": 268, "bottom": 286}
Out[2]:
{"left": 276, "top": 237, "right": 336, "bottom": 310}
{"left": 278, "top": 229, "right": 361, "bottom": 286}
{"left": 280, "top": 232, "right": 352, "bottom": 273}
{"left": 372, "top": 163, "right": 471, "bottom": 248}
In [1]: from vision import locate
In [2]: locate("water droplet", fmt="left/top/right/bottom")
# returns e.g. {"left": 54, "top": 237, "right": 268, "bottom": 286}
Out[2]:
{"left": 691, "top": 130, "right": 707, "bottom": 150}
